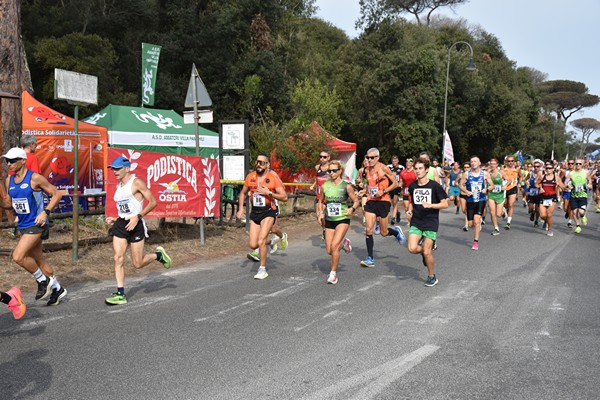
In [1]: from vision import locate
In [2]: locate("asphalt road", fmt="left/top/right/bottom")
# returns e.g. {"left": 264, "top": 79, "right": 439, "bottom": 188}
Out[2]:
{"left": 1, "top": 201, "right": 599, "bottom": 400}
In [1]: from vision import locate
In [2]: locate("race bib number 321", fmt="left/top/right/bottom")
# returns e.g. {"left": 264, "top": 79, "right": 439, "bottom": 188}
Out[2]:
{"left": 413, "top": 188, "right": 432, "bottom": 205}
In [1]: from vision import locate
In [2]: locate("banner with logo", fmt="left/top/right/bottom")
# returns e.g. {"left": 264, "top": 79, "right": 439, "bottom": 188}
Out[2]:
{"left": 105, "top": 148, "right": 220, "bottom": 218}
{"left": 141, "top": 43, "right": 161, "bottom": 106}
{"left": 442, "top": 130, "right": 454, "bottom": 163}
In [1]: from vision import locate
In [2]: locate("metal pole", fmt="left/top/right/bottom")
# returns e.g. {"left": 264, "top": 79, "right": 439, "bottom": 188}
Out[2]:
{"left": 191, "top": 66, "right": 205, "bottom": 244}
{"left": 72, "top": 105, "right": 79, "bottom": 261}
{"left": 442, "top": 41, "right": 475, "bottom": 162}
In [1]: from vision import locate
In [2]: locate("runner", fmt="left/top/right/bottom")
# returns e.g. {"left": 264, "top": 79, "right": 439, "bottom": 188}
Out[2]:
{"left": 560, "top": 159, "right": 575, "bottom": 228}
{"left": 104, "top": 156, "right": 172, "bottom": 305}
{"left": 309, "top": 150, "right": 330, "bottom": 240}
{"left": 359, "top": 148, "right": 406, "bottom": 268}
{"left": 457, "top": 162, "right": 471, "bottom": 231}
{"left": 526, "top": 160, "right": 543, "bottom": 227}
{"left": 1, "top": 287, "right": 26, "bottom": 320}
{"left": 387, "top": 155, "right": 404, "bottom": 226}
{"left": 406, "top": 157, "right": 449, "bottom": 287}
{"left": 592, "top": 161, "right": 600, "bottom": 212}
{"left": 237, "top": 154, "right": 288, "bottom": 279}
{"left": 400, "top": 158, "right": 417, "bottom": 226}
{"left": 317, "top": 160, "right": 359, "bottom": 284}
{"left": 1, "top": 147, "right": 66, "bottom": 306}
{"left": 503, "top": 155, "right": 520, "bottom": 229}
{"left": 447, "top": 162, "right": 462, "bottom": 214}
{"left": 486, "top": 158, "right": 509, "bottom": 235}
{"left": 536, "top": 160, "right": 566, "bottom": 237}
{"left": 458, "top": 155, "right": 495, "bottom": 250}
{"left": 419, "top": 152, "right": 442, "bottom": 183}
{"left": 565, "top": 159, "right": 593, "bottom": 234}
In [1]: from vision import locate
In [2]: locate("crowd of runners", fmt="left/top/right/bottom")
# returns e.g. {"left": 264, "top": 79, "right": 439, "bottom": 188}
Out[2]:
{"left": 239, "top": 149, "right": 599, "bottom": 288}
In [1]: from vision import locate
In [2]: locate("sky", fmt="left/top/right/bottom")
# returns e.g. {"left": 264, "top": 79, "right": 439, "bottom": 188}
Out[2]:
{"left": 314, "top": 0, "right": 600, "bottom": 142}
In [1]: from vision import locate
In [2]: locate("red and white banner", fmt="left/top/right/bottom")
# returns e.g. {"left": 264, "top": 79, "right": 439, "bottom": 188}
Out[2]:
{"left": 106, "top": 148, "right": 220, "bottom": 218}
{"left": 443, "top": 131, "right": 455, "bottom": 164}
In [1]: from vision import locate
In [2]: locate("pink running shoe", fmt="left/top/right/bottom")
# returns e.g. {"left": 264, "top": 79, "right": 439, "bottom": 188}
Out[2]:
{"left": 342, "top": 238, "right": 352, "bottom": 253}
{"left": 6, "top": 287, "right": 26, "bottom": 320}
{"left": 471, "top": 241, "right": 479, "bottom": 251}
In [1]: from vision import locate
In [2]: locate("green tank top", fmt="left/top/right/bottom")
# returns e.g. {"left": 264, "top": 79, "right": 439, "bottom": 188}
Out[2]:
{"left": 322, "top": 180, "right": 350, "bottom": 221}
{"left": 571, "top": 170, "right": 587, "bottom": 198}
{"left": 487, "top": 171, "right": 505, "bottom": 202}
{"left": 426, "top": 167, "right": 436, "bottom": 181}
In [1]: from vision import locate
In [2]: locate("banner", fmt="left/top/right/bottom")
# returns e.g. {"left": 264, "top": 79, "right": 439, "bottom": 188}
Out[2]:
{"left": 105, "top": 148, "right": 220, "bottom": 218}
{"left": 442, "top": 131, "right": 454, "bottom": 163}
{"left": 141, "top": 43, "right": 161, "bottom": 106}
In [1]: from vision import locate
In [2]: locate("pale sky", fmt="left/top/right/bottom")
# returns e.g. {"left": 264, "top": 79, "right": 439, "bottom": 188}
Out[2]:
{"left": 314, "top": 0, "right": 600, "bottom": 141}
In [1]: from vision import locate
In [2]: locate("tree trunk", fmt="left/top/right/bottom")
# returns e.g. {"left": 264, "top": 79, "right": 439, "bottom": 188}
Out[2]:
{"left": 0, "top": 0, "right": 33, "bottom": 158}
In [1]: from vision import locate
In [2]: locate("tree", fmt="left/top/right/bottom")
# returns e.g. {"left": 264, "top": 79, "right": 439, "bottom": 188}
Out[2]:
{"left": 358, "top": 0, "right": 468, "bottom": 28}
{"left": 570, "top": 117, "right": 600, "bottom": 158}
{"left": 538, "top": 80, "right": 600, "bottom": 124}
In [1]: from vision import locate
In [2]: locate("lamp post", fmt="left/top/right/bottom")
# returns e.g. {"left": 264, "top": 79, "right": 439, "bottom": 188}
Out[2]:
{"left": 442, "top": 41, "right": 476, "bottom": 162}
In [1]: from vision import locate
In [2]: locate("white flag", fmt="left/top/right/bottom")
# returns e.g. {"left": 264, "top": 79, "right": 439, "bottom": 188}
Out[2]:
{"left": 443, "top": 131, "right": 454, "bottom": 164}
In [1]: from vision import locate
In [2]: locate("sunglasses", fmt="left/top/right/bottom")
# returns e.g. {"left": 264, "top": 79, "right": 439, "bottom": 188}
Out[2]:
{"left": 545, "top": 166, "right": 553, "bottom": 169}
{"left": 319, "top": 155, "right": 329, "bottom": 159}
{"left": 365, "top": 156, "right": 377, "bottom": 160}
{"left": 575, "top": 162, "right": 582, "bottom": 166}
{"left": 256, "top": 160, "right": 268, "bottom": 165}
{"left": 5, "top": 158, "right": 21, "bottom": 164}
{"left": 507, "top": 160, "right": 514, "bottom": 162}
{"left": 327, "top": 169, "right": 339, "bottom": 173}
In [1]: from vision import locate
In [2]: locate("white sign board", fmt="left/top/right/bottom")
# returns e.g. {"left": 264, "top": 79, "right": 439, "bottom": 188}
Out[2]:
{"left": 55, "top": 69, "right": 98, "bottom": 105}
{"left": 183, "top": 110, "right": 214, "bottom": 124}
{"left": 223, "top": 155, "right": 246, "bottom": 181}
{"left": 222, "top": 123, "right": 245, "bottom": 150}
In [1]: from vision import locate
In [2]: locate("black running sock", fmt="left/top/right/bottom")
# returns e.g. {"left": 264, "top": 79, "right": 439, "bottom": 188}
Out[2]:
{"left": 366, "top": 235, "right": 374, "bottom": 258}
{"left": 0, "top": 292, "right": 11, "bottom": 304}
{"left": 155, "top": 251, "right": 163, "bottom": 262}
{"left": 117, "top": 287, "right": 125, "bottom": 296}
{"left": 387, "top": 228, "right": 399, "bottom": 238}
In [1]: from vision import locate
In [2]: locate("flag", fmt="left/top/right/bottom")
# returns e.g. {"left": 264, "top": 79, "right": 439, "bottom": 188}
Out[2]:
{"left": 517, "top": 150, "right": 524, "bottom": 164}
{"left": 442, "top": 131, "right": 454, "bottom": 163}
{"left": 141, "top": 43, "right": 161, "bottom": 106}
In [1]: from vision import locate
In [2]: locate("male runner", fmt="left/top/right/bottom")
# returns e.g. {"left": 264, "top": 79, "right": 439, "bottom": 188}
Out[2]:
{"left": 502, "top": 155, "right": 519, "bottom": 229}
{"left": 565, "top": 159, "right": 593, "bottom": 234}
{"left": 387, "top": 155, "right": 404, "bottom": 225}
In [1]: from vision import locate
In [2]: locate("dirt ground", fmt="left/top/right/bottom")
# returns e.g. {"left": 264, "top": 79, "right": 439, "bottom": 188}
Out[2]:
{"left": 0, "top": 211, "right": 320, "bottom": 295}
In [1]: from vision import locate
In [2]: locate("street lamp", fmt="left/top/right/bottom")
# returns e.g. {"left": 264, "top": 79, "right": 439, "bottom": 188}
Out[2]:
{"left": 442, "top": 41, "right": 476, "bottom": 162}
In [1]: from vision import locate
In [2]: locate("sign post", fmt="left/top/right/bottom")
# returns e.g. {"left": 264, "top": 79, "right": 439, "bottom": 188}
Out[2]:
{"left": 219, "top": 121, "right": 249, "bottom": 229}
{"left": 184, "top": 63, "right": 212, "bottom": 244}
{"left": 54, "top": 69, "right": 98, "bottom": 261}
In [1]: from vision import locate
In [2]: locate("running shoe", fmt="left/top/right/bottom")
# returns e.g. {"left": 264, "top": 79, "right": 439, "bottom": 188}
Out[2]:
{"left": 567, "top": 222, "right": 573, "bottom": 229}
{"left": 105, "top": 292, "right": 127, "bottom": 305}
{"left": 5, "top": 287, "right": 26, "bottom": 320}
{"left": 321, "top": 230, "right": 325, "bottom": 241}
{"left": 247, "top": 249, "right": 260, "bottom": 262}
{"left": 471, "top": 241, "right": 479, "bottom": 251}
{"left": 481, "top": 218, "right": 486, "bottom": 225}
{"left": 279, "top": 232, "right": 289, "bottom": 250}
{"left": 565, "top": 211, "right": 569, "bottom": 219}
{"left": 156, "top": 246, "right": 172, "bottom": 269}
{"left": 491, "top": 228, "right": 500, "bottom": 236}
{"left": 360, "top": 256, "right": 375, "bottom": 268}
{"left": 504, "top": 223, "right": 511, "bottom": 230}
{"left": 547, "top": 230, "right": 554, "bottom": 237}
{"left": 342, "top": 238, "right": 352, "bottom": 253}
{"left": 254, "top": 267, "right": 268, "bottom": 280}
{"left": 35, "top": 278, "right": 52, "bottom": 301}
{"left": 424, "top": 275, "right": 438, "bottom": 287}
{"left": 596, "top": 207, "right": 600, "bottom": 213}
{"left": 390, "top": 217, "right": 396, "bottom": 226}
{"left": 574, "top": 226, "right": 582, "bottom": 234}
{"left": 529, "top": 211, "right": 535, "bottom": 221}
{"left": 463, "top": 225, "right": 469, "bottom": 232}
{"left": 374, "top": 223, "right": 380, "bottom": 235}
{"left": 394, "top": 226, "right": 406, "bottom": 245}
{"left": 432, "top": 241, "right": 437, "bottom": 251}
{"left": 523, "top": 201, "right": 527, "bottom": 207}
{"left": 269, "top": 239, "right": 278, "bottom": 254}
{"left": 455, "top": 207, "right": 460, "bottom": 214}
{"left": 582, "top": 215, "right": 588, "bottom": 226}
{"left": 47, "top": 287, "right": 67, "bottom": 306}
{"left": 327, "top": 272, "right": 338, "bottom": 284}
{"left": 542, "top": 222, "right": 548, "bottom": 231}
{"left": 534, "top": 220, "right": 539, "bottom": 227}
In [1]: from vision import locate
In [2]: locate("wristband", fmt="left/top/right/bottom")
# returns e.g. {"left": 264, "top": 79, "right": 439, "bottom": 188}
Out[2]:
{"left": 137, "top": 214, "right": 143, "bottom": 219}
{"left": 383, "top": 189, "right": 386, "bottom": 194}
{"left": 44, "top": 208, "right": 51, "bottom": 215}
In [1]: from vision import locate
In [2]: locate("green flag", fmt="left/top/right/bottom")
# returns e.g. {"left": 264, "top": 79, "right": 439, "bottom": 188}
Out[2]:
{"left": 141, "top": 43, "right": 161, "bottom": 106}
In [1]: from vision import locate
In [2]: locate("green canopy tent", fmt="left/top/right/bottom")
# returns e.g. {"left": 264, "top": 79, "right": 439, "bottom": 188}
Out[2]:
{"left": 83, "top": 105, "right": 218, "bottom": 158}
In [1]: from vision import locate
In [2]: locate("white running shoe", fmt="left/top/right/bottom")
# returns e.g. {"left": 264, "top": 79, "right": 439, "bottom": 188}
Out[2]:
{"left": 342, "top": 238, "right": 352, "bottom": 253}
{"left": 327, "top": 272, "right": 338, "bottom": 284}
{"left": 254, "top": 267, "right": 268, "bottom": 280}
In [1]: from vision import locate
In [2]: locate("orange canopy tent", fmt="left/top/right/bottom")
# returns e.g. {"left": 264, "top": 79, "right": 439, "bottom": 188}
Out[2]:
{"left": 21, "top": 91, "right": 108, "bottom": 191}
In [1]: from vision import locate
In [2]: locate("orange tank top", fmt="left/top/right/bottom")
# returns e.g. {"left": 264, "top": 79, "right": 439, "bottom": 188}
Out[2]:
{"left": 365, "top": 163, "right": 391, "bottom": 202}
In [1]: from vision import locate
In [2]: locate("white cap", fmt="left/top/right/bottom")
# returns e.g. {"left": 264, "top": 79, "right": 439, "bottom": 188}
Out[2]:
{"left": 1, "top": 147, "right": 27, "bottom": 159}
{"left": 534, "top": 158, "right": 543, "bottom": 165}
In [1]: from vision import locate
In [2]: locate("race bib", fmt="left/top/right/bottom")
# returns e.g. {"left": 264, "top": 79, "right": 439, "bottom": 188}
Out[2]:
{"left": 326, "top": 203, "right": 343, "bottom": 217}
{"left": 12, "top": 198, "right": 30, "bottom": 214}
{"left": 542, "top": 198, "right": 552, "bottom": 207}
{"left": 368, "top": 186, "right": 378, "bottom": 197}
{"left": 403, "top": 187, "right": 409, "bottom": 196}
{"left": 117, "top": 199, "right": 132, "bottom": 215}
{"left": 574, "top": 184, "right": 584, "bottom": 193}
{"left": 451, "top": 180, "right": 456, "bottom": 186}
{"left": 252, "top": 193, "right": 266, "bottom": 207}
{"left": 492, "top": 184, "right": 502, "bottom": 193}
{"left": 413, "top": 188, "right": 432, "bottom": 205}
{"left": 471, "top": 183, "right": 482, "bottom": 201}
{"left": 529, "top": 188, "right": 539, "bottom": 196}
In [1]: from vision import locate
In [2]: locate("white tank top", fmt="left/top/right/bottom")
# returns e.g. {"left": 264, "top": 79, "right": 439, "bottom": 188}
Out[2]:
{"left": 114, "top": 177, "right": 143, "bottom": 218}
